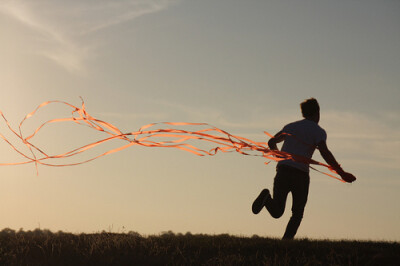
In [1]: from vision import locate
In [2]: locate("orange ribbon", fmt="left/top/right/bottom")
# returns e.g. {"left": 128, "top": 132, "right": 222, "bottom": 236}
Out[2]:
{"left": 0, "top": 99, "right": 344, "bottom": 182}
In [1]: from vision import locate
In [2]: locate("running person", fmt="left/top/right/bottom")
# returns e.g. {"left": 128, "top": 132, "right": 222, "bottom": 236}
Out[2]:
{"left": 252, "top": 98, "right": 356, "bottom": 239}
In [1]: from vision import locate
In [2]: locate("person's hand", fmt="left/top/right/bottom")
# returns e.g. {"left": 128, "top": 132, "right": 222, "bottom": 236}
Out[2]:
{"left": 340, "top": 172, "right": 356, "bottom": 183}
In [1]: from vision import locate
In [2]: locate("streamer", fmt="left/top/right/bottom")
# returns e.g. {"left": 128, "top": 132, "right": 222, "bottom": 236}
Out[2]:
{"left": 0, "top": 99, "right": 344, "bottom": 182}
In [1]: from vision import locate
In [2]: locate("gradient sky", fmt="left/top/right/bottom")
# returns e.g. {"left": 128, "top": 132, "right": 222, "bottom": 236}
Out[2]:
{"left": 0, "top": 0, "right": 399, "bottom": 241}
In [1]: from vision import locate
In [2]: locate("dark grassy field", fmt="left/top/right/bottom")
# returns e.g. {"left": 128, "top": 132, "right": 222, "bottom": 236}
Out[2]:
{"left": 0, "top": 228, "right": 399, "bottom": 265}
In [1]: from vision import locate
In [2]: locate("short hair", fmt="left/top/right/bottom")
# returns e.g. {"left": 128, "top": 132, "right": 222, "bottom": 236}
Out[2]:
{"left": 300, "top": 98, "right": 320, "bottom": 118}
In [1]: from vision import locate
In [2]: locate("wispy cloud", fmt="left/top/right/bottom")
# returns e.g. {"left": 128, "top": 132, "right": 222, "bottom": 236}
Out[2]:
{"left": 0, "top": 1, "right": 85, "bottom": 72}
{"left": 150, "top": 98, "right": 299, "bottom": 132}
{"left": 96, "top": 111, "right": 167, "bottom": 123}
{"left": 317, "top": 111, "right": 400, "bottom": 170}
{"left": 78, "top": 0, "right": 176, "bottom": 35}
{"left": 0, "top": 0, "right": 177, "bottom": 73}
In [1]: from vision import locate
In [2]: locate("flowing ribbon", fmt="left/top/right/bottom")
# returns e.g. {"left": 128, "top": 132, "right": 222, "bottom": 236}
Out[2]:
{"left": 0, "top": 99, "right": 344, "bottom": 182}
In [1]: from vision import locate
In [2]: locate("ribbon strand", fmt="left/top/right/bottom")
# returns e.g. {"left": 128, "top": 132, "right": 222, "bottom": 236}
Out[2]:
{"left": 0, "top": 99, "right": 345, "bottom": 182}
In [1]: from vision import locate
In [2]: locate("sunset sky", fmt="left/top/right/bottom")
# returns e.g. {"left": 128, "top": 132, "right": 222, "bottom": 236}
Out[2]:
{"left": 0, "top": 0, "right": 399, "bottom": 241}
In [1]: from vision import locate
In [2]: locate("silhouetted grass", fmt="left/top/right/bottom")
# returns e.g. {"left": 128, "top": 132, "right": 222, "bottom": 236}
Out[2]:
{"left": 0, "top": 228, "right": 399, "bottom": 265}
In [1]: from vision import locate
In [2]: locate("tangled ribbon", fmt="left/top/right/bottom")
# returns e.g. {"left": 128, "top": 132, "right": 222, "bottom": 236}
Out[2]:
{"left": 0, "top": 99, "right": 344, "bottom": 182}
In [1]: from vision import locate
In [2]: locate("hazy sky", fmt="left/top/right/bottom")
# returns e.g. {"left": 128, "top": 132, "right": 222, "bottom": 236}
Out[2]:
{"left": 0, "top": 0, "right": 399, "bottom": 241}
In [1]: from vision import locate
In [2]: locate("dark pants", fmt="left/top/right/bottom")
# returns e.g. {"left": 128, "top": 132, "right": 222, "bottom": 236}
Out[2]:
{"left": 265, "top": 165, "right": 310, "bottom": 239}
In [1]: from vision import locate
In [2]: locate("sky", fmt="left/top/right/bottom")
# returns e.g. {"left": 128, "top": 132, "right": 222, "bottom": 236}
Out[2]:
{"left": 0, "top": 0, "right": 399, "bottom": 241}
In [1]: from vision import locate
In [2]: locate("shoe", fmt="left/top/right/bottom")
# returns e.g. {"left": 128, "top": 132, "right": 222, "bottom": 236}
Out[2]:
{"left": 252, "top": 189, "right": 270, "bottom": 214}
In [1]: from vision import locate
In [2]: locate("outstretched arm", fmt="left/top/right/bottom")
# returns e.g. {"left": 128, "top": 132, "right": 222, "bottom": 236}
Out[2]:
{"left": 318, "top": 140, "right": 356, "bottom": 183}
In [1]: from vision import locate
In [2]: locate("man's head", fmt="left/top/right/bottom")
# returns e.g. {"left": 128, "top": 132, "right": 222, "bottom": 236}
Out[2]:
{"left": 300, "top": 98, "right": 320, "bottom": 123}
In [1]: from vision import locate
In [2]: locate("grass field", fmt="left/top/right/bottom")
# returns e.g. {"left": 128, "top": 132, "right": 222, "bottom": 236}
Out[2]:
{"left": 0, "top": 228, "right": 399, "bottom": 265}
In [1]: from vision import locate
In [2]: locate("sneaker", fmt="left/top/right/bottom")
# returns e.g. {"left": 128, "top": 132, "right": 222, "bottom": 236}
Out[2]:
{"left": 252, "top": 189, "right": 270, "bottom": 214}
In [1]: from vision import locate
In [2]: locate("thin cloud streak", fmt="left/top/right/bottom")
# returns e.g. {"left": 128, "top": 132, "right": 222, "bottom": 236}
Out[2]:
{"left": 0, "top": 0, "right": 177, "bottom": 73}
{"left": 80, "top": 0, "right": 178, "bottom": 35}
{"left": 96, "top": 111, "right": 167, "bottom": 122}
{"left": 0, "top": 1, "right": 85, "bottom": 73}
{"left": 152, "top": 99, "right": 400, "bottom": 139}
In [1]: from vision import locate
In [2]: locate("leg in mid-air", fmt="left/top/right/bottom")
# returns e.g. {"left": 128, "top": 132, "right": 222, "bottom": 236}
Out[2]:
{"left": 265, "top": 167, "right": 291, "bottom": 219}
{"left": 252, "top": 166, "right": 290, "bottom": 217}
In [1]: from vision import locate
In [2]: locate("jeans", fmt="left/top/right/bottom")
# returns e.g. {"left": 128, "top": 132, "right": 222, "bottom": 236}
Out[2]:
{"left": 265, "top": 164, "right": 310, "bottom": 239}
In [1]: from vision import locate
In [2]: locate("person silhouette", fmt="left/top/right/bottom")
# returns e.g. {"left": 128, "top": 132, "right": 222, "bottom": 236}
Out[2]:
{"left": 252, "top": 98, "right": 356, "bottom": 240}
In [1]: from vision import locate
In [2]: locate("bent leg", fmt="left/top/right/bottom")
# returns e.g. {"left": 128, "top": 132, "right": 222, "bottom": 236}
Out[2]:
{"left": 265, "top": 168, "right": 290, "bottom": 219}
